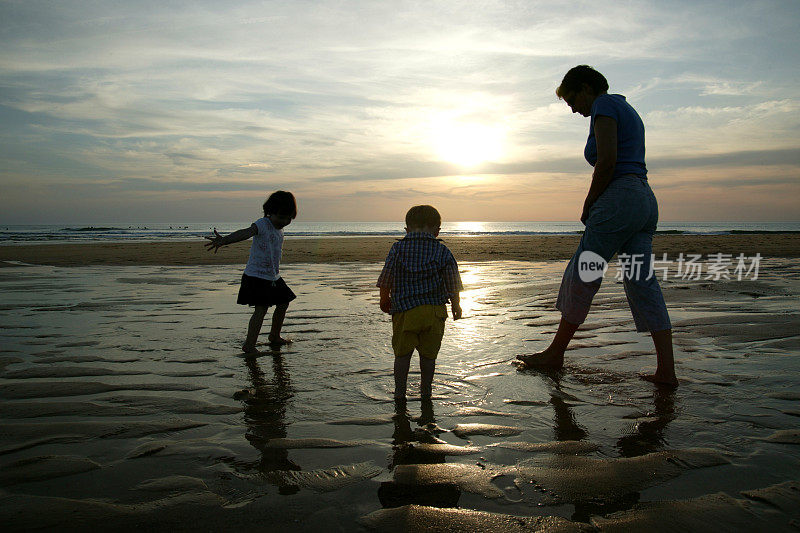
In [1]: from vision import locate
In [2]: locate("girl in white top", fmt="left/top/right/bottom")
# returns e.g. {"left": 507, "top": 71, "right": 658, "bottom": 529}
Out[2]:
{"left": 205, "top": 191, "right": 297, "bottom": 354}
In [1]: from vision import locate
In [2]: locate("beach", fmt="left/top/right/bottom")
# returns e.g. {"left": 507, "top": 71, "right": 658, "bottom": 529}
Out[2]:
{"left": 1, "top": 236, "right": 799, "bottom": 531}
{"left": 1, "top": 233, "right": 800, "bottom": 266}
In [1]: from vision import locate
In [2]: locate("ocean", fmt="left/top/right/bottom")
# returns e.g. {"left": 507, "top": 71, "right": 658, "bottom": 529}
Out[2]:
{"left": 1, "top": 221, "right": 799, "bottom": 244}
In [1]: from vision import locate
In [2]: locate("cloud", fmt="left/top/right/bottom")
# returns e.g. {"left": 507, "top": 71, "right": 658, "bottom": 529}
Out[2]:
{"left": 1, "top": 0, "right": 799, "bottom": 223}
{"left": 650, "top": 148, "right": 800, "bottom": 170}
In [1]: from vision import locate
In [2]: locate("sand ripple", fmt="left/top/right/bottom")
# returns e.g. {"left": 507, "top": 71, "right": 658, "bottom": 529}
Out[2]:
{"left": 360, "top": 505, "right": 588, "bottom": 533}
{"left": 263, "top": 437, "right": 371, "bottom": 449}
{"left": 741, "top": 480, "right": 800, "bottom": 517}
{"left": 514, "top": 448, "right": 730, "bottom": 504}
{"left": 404, "top": 443, "right": 482, "bottom": 456}
{"left": 3, "top": 366, "right": 149, "bottom": 379}
{"left": 0, "top": 455, "right": 101, "bottom": 486}
{"left": 0, "top": 490, "right": 227, "bottom": 531}
{"left": 488, "top": 440, "right": 599, "bottom": 455}
{"left": 0, "top": 381, "right": 203, "bottom": 399}
{"left": 393, "top": 463, "right": 507, "bottom": 499}
{"left": 764, "top": 429, "right": 800, "bottom": 444}
{"left": 107, "top": 395, "right": 241, "bottom": 415}
{"left": 272, "top": 461, "right": 382, "bottom": 492}
{"left": 326, "top": 414, "right": 395, "bottom": 425}
{"left": 0, "top": 401, "right": 149, "bottom": 419}
{"left": 450, "top": 406, "right": 528, "bottom": 418}
{"left": 125, "top": 439, "right": 236, "bottom": 460}
{"left": 1, "top": 420, "right": 206, "bottom": 455}
{"left": 591, "top": 490, "right": 791, "bottom": 532}
{"left": 134, "top": 475, "right": 209, "bottom": 492}
{"left": 452, "top": 423, "right": 523, "bottom": 438}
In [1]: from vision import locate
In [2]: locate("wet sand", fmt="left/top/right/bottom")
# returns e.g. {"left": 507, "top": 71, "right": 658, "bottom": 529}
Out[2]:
{"left": 1, "top": 233, "right": 799, "bottom": 266}
{"left": 1, "top": 257, "right": 799, "bottom": 531}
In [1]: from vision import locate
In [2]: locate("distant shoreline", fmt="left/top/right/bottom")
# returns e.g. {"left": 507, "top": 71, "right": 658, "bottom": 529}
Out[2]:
{"left": 3, "top": 221, "right": 800, "bottom": 247}
{"left": 1, "top": 234, "right": 799, "bottom": 266}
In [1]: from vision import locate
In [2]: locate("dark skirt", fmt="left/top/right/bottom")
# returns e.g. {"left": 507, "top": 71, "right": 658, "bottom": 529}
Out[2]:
{"left": 237, "top": 274, "right": 296, "bottom": 307}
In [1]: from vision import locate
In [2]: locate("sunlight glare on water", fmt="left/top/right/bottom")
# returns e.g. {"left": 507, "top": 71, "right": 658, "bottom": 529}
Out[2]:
{"left": 450, "top": 221, "right": 487, "bottom": 235}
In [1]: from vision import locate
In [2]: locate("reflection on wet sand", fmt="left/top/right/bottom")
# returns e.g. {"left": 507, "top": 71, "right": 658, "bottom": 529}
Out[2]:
{"left": 517, "top": 367, "right": 680, "bottom": 521}
{"left": 379, "top": 399, "right": 461, "bottom": 509}
{"left": 617, "top": 387, "right": 677, "bottom": 458}
{"left": 241, "top": 351, "right": 300, "bottom": 494}
{"left": 518, "top": 366, "right": 677, "bottom": 460}
{"left": 546, "top": 374, "right": 589, "bottom": 443}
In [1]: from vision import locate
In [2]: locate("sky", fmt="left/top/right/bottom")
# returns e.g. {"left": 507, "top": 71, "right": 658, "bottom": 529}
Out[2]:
{"left": 1, "top": 0, "right": 799, "bottom": 224}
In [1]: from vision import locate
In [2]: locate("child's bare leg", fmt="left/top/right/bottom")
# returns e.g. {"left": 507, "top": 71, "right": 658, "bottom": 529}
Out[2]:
{"left": 642, "top": 329, "right": 678, "bottom": 387}
{"left": 268, "top": 303, "right": 290, "bottom": 345}
{"left": 243, "top": 306, "right": 269, "bottom": 353}
{"left": 516, "top": 315, "right": 578, "bottom": 369}
{"left": 419, "top": 356, "right": 436, "bottom": 399}
{"left": 394, "top": 352, "right": 412, "bottom": 399}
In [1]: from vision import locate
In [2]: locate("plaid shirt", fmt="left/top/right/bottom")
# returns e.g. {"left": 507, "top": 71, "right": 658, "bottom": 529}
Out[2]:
{"left": 376, "top": 232, "right": 463, "bottom": 313}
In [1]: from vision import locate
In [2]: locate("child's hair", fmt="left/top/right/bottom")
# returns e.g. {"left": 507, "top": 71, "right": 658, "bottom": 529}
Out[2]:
{"left": 405, "top": 205, "right": 441, "bottom": 230}
{"left": 263, "top": 190, "right": 298, "bottom": 218}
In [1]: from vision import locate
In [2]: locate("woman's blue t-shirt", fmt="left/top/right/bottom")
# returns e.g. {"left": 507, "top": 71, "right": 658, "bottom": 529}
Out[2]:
{"left": 584, "top": 94, "right": 647, "bottom": 179}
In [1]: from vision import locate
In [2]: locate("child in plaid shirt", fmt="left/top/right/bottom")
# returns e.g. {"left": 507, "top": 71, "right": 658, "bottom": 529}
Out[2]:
{"left": 377, "top": 205, "right": 463, "bottom": 400}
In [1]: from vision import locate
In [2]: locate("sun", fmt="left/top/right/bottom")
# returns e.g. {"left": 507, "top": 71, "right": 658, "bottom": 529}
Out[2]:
{"left": 432, "top": 121, "right": 505, "bottom": 167}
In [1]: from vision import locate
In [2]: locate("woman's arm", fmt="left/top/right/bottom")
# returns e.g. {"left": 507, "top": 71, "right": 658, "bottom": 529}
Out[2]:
{"left": 204, "top": 224, "right": 257, "bottom": 253}
{"left": 581, "top": 115, "right": 617, "bottom": 223}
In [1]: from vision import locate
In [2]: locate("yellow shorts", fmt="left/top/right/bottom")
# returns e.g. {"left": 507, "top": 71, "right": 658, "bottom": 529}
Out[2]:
{"left": 392, "top": 304, "right": 448, "bottom": 359}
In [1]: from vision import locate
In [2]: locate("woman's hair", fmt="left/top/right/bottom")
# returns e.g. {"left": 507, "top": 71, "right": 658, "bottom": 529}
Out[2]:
{"left": 263, "top": 190, "right": 297, "bottom": 218}
{"left": 405, "top": 205, "right": 441, "bottom": 229}
{"left": 556, "top": 65, "right": 609, "bottom": 99}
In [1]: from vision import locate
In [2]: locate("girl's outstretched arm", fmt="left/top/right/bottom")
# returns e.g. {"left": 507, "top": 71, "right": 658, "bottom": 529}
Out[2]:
{"left": 204, "top": 224, "right": 257, "bottom": 253}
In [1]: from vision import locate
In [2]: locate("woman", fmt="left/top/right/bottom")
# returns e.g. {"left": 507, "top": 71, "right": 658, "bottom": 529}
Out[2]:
{"left": 517, "top": 65, "right": 677, "bottom": 387}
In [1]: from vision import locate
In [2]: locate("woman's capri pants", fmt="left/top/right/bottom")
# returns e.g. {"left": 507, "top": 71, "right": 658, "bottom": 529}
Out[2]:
{"left": 556, "top": 174, "right": 672, "bottom": 333}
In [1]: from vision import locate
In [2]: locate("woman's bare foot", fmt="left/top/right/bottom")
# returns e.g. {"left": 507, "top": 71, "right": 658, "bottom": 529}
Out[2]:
{"left": 268, "top": 336, "right": 292, "bottom": 346}
{"left": 641, "top": 373, "right": 679, "bottom": 387}
{"left": 515, "top": 348, "right": 564, "bottom": 369}
{"left": 241, "top": 344, "right": 259, "bottom": 355}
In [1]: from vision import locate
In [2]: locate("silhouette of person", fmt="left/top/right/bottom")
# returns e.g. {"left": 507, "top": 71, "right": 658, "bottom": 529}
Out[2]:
{"left": 616, "top": 387, "right": 676, "bottom": 458}
{"left": 241, "top": 353, "right": 300, "bottom": 495}
{"left": 378, "top": 399, "right": 460, "bottom": 508}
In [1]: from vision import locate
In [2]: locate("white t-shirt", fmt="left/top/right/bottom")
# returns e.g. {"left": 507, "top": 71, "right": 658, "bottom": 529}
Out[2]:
{"left": 243, "top": 217, "right": 283, "bottom": 280}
